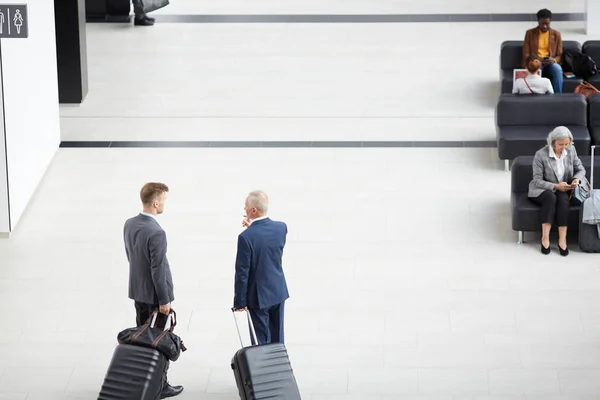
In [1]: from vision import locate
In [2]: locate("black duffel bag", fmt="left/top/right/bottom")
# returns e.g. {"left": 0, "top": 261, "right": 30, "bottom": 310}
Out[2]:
{"left": 563, "top": 49, "right": 599, "bottom": 81}
{"left": 118, "top": 309, "right": 187, "bottom": 362}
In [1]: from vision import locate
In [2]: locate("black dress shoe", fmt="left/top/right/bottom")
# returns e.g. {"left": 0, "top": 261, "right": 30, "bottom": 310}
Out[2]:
{"left": 134, "top": 16, "right": 155, "bottom": 26}
{"left": 161, "top": 384, "right": 184, "bottom": 399}
{"left": 145, "top": 15, "right": 155, "bottom": 22}
{"left": 559, "top": 245, "right": 569, "bottom": 256}
{"left": 541, "top": 242, "right": 551, "bottom": 255}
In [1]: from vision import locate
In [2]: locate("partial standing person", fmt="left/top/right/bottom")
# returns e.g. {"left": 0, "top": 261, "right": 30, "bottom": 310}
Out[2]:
{"left": 522, "top": 8, "right": 564, "bottom": 93}
{"left": 513, "top": 54, "right": 554, "bottom": 94}
{"left": 132, "top": 0, "right": 156, "bottom": 26}
{"left": 124, "top": 182, "right": 184, "bottom": 398}
{"left": 528, "top": 127, "right": 586, "bottom": 256}
{"left": 233, "top": 190, "right": 290, "bottom": 345}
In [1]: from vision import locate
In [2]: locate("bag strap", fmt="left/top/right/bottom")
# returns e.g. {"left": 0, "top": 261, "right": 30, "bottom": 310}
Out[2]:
{"left": 144, "top": 310, "right": 158, "bottom": 326}
{"left": 524, "top": 77, "right": 534, "bottom": 94}
{"left": 167, "top": 310, "right": 177, "bottom": 332}
{"left": 145, "top": 309, "right": 177, "bottom": 332}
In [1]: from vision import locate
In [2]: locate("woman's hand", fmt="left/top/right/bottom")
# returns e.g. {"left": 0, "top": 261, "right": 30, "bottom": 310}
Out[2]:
{"left": 555, "top": 182, "right": 572, "bottom": 192}
{"left": 571, "top": 178, "right": 581, "bottom": 187}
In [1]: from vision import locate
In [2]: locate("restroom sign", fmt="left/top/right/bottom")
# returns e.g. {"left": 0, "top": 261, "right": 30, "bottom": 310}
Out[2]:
{"left": 0, "top": 5, "right": 27, "bottom": 38}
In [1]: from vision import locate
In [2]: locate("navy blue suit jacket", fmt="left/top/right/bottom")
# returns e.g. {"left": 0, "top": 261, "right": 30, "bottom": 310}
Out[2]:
{"left": 234, "top": 217, "right": 289, "bottom": 310}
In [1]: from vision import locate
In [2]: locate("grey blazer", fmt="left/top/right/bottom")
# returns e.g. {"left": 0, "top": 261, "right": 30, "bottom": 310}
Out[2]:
{"left": 124, "top": 214, "right": 174, "bottom": 306}
{"left": 528, "top": 145, "right": 586, "bottom": 198}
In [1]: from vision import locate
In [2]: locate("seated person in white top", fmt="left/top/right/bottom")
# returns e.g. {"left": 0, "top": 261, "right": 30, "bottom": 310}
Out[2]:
{"left": 513, "top": 55, "right": 554, "bottom": 94}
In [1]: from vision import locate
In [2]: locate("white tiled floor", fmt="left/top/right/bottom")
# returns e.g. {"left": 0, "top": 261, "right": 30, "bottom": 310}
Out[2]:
{"left": 5, "top": 0, "right": 600, "bottom": 398}
{"left": 148, "top": 0, "right": 584, "bottom": 15}
{"left": 2, "top": 148, "right": 600, "bottom": 399}
{"left": 60, "top": 20, "right": 595, "bottom": 142}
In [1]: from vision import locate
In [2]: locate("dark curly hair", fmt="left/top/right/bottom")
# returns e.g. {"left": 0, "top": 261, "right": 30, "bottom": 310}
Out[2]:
{"left": 537, "top": 9, "right": 552, "bottom": 20}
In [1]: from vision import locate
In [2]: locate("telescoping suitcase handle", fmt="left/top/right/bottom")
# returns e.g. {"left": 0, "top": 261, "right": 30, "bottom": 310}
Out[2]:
{"left": 592, "top": 145, "right": 596, "bottom": 189}
{"left": 231, "top": 307, "right": 258, "bottom": 348}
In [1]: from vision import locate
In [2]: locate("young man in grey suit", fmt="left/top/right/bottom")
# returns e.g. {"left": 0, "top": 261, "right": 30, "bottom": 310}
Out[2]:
{"left": 123, "top": 182, "right": 183, "bottom": 399}
{"left": 233, "top": 190, "right": 290, "bottom": 345}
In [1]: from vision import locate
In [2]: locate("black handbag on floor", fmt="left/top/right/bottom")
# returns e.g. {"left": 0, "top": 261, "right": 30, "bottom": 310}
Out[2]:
{"left": 117, "top": 309, "right": 187, "bottom": 362}
{"left": 141, "top": 0, "right": 170, "bottom": 14}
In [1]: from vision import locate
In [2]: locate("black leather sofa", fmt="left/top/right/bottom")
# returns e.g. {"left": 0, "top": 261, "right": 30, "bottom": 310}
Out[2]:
{"left": 496, "top": 93, "right": 591, "bottom": 171}
{"left": 582, "top": 41, "right": 600, "bottom": 86}
{"left": 511, "top": 155, "right": 600, "bottom": 243}
{"left": 500, "top": 40, "right": 583, "bottom": 94}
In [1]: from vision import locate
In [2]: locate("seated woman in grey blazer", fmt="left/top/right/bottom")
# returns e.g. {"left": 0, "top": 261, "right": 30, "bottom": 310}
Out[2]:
{"left": 529, "top": 126, "right": 586, "bottom": 256}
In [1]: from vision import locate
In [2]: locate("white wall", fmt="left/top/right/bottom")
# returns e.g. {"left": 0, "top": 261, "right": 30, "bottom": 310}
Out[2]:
{"left": 0, "top": 0, "right": 60, "bottom": 232}
{"left": 0, "top": 90, "right": 8, "bottom": 233}
{"left": 587, "top": 0, "right": 600, "bottom": 35}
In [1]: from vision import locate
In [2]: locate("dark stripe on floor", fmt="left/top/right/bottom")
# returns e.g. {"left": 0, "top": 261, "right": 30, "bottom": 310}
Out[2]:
{"left": 59, "top": 140, "right": 497, "bottom": 148}
{"left": 147, "top": 13, "right": 584, "bottom": 24}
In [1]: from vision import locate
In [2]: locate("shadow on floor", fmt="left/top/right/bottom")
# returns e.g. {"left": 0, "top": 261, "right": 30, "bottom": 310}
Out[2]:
{"left": 483, "top": 80, "right": 501, "bottom": 109}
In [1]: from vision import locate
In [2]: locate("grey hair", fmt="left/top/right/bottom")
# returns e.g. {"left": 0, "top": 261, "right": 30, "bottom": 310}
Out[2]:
{"left": 247, "top": 190, "right": 269, "bottom": 214}
{"left": 547, "top": 126, "right": 574, "bottom": 148}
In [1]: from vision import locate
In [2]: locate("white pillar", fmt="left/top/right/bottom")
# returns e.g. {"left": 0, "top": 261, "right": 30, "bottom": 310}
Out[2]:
{"left": 0, "top": 89, "right": 9, "bottom": 235}
{"left": 0, "top": 0, "right": 60, "bottom": 236}
{"left": 586, "top": 0, "right": 600, "bottom": 35}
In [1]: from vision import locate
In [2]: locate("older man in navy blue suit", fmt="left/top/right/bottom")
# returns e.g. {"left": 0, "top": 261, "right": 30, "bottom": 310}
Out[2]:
{"left": 233, "top": 190, "right": 289, "bottom": 344}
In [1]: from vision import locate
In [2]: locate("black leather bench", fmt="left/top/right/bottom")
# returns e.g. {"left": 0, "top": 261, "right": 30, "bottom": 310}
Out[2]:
{"left": 582, "top": 41, "right": 600, "bottom": 87}
{"left": 496, "top": 93, "right": 591, "bottom": 171}
{"left": 511, "top": 155, "right": 600, "bottom": 243}
{"left": 500, "top": 40, "right": 583, "bottom": 94}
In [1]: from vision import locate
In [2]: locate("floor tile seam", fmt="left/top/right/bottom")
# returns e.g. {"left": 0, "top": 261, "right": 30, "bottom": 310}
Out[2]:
{"left": 59, "top": 116, "right": 495, "bottom": 119}
{"left": 63, "top": 367, "right": 76, "bottom": 394}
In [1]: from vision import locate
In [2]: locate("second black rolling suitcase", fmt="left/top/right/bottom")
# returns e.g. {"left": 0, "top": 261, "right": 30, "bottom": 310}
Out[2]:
{"left": 579, "top": 145, "right": 600, "bottom": 252}
{"left": 230, "top": 309, "right": 301, "bottom": 400}
{"left": 97, "top": 344, "right": 166, "bottom": 400}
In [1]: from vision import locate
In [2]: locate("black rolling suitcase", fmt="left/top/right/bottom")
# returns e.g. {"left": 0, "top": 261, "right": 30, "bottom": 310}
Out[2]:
{"left": 97, "top": 344, "right": 166, "bottom": 400}
{"left": 230, "top": 309, "right": 301, "bottom": 400}
{"left": 579, "top": 145, "right": 600, "bottom": 252}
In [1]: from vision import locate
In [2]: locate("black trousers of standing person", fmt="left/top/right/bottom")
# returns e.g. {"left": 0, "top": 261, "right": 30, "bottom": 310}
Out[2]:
{"left": 530, "top": 190, "right": 571, "bottom": 226}
{"left": 132, "top": 0, "right": 145, "bottom": 18}
{"left": 134, "top": 301, "right": 170, "bottom": 389}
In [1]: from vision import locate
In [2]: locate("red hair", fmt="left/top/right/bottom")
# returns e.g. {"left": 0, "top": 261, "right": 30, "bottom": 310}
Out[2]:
{"left": 526, "top": 54, "right": 542, "bottom": 73}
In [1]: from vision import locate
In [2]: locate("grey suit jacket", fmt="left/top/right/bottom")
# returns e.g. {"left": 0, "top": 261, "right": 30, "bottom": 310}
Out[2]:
{"left": 124, "top": 214, "right": 174, "bottom": 306}
{"left": 528, "top": 145, "right": 586, "bottom": 198}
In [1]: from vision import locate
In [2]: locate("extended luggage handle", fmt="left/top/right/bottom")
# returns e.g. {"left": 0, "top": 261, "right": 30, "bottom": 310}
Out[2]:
{"left": 592, "top": 145, "right": 596, "bottom": 189}
{"left": 231, "top": 307, "right": 258, "bottom": 348}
